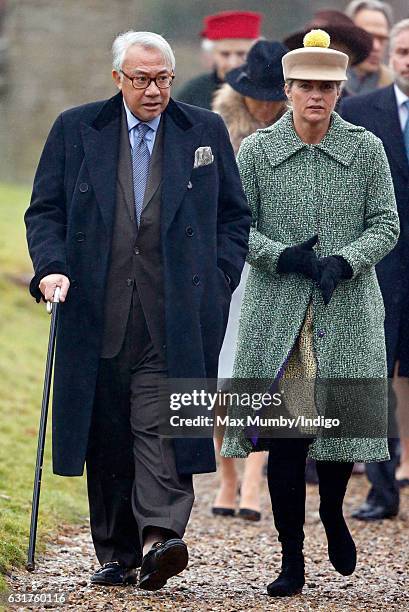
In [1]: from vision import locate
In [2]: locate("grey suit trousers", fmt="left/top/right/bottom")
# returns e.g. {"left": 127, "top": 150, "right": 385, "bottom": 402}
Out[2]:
{"left": 86, "top": 288, "right": 194, "bottom": 568}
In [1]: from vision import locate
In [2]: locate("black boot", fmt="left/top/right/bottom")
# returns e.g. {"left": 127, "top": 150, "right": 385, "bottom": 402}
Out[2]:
{"left": 267, "top": 438, "right": 311, "bottom": 597}
{"left": 267, "top": 553, "right": 305, "bottom": 597}
{"left": 317, "top": 461, "right": 356, "bottom": 575}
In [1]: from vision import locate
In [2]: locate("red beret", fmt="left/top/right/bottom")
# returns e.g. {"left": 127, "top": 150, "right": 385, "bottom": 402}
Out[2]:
{"left": 201, "top": 11, "right": 262, "bottom": 40}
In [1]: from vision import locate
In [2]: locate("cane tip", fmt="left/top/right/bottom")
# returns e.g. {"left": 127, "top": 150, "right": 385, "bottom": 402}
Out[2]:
{"left": 26, "top": 562, "right": 35, "bottom": 572}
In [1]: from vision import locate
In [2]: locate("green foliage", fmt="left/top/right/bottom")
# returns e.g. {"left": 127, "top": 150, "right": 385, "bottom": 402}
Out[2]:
{"left": 0, "top": 184, "right": 87, "bottom": 592}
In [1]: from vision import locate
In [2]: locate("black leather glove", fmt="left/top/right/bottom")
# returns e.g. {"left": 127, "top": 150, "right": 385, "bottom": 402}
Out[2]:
{"left": 277, "top": 235, "right": 319, "bottom": 281}
{"left": 318, "top": 255, "right": 353, "bottom": 305}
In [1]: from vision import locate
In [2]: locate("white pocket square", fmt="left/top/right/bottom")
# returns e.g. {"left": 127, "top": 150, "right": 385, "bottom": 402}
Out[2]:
{"left": 194, "top": 146, "right": 214, "bottom": 168}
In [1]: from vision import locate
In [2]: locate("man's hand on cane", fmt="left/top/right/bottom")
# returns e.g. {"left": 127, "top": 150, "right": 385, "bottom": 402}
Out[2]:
{"left": 39, "top": 274, "right": 70, "bottom": 303}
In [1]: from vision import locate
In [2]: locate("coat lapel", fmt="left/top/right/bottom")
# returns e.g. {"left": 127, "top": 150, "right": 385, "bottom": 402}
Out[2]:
{"left": 80, "top": 92, "right": 122, "bottom": 233}
{"left": 117, "top": 105, "right": 135, "bottom": 221}
{"left": 161, "top": 99, "right": 205, "bottom": 233}
{"left": 373, "top": 85, "right": 408, "bottom": 179}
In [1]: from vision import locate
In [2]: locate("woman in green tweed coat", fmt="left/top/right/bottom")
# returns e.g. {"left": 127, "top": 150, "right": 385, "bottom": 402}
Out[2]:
{"left": 221, "top": 31, "right": 400, "bottom": 598}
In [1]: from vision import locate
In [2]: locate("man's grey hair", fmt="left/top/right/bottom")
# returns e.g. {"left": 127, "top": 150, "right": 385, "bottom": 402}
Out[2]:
{"left": 390, "top": 18, "right": 409, "bottom": 52}
{"left": 112, "top": 31, "right": 176, "bottom": 73}
{"left": 345, "top": 0, "right": 393, "bottom": 27}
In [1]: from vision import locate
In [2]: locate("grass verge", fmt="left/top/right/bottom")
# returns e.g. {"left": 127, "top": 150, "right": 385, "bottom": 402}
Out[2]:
{"left": 0, "top": 184, "right": 88, "bottom": 595}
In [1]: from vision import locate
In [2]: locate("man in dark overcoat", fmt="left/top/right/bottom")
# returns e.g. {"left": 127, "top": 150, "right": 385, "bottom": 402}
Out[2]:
{"left": 24, "top": 31, "right": 250, "bottom": 589}
{"left": 340, "top": 17, "right": 409, "bottom": 521}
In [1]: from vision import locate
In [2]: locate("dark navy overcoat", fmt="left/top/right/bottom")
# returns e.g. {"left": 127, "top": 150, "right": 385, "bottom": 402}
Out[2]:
{"left": 25, "top": 92, "right": 250, "bottom": 476}
{"left": 341, "top": 85, "right": 409, "bottom": 376}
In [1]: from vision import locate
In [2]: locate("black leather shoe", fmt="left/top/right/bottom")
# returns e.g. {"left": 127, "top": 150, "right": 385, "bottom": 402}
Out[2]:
{"left": 139, "top": 539, "right": 188, "bottom": 591}
{"left": 352, "top": 504, "right": 398, "bottom": 521}
{"left": 91, "top": 561, "right": 138, "bottom": 586}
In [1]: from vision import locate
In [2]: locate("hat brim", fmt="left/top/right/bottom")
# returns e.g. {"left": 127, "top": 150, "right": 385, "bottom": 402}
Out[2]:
{"left": 225, "top": 67, "right": 287, "bottom": 101}
{"left": 284, "top": 25, "right": 372, "bottom": 66}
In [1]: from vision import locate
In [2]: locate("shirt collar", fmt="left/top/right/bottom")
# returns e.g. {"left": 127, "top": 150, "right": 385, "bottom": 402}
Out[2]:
{"left": 123, "top": 99, "right": 161, "bottom": 139}
{"left": 394, "top": 83, "right": 409, "bottom": 108}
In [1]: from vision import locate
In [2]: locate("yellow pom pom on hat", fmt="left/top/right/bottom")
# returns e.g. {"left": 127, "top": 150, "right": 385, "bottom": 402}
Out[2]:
{"left": 282, "top": 29, "right": 348, "bottom": 81}
{"left": 303, "top": 29, "right": 331, "bottom": 48}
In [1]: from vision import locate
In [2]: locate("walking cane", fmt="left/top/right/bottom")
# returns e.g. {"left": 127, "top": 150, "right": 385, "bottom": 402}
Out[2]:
{"left": 26, "top": 286, "right": 61, "bottom": 572}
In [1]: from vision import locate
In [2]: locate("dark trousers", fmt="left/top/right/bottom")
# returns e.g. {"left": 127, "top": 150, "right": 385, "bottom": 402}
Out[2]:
{"left": 86, "top": 289, "right": 194, "bottom": 568}
{"left": 366, "top": 438, "right": 400, "bottom": 510}
{"left": 267, "top": 438, "right": 353, "bottom": 554}
{"left": 364, "top": 381, "right": 400, "bottom": 511}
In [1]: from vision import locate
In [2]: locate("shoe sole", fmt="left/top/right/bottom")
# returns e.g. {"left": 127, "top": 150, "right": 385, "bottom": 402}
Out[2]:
{"left": 91, "top": 575, "right": 138, "bottom": 586}
{"left": 139, "top": 542, "right": 188, "bottom": 591}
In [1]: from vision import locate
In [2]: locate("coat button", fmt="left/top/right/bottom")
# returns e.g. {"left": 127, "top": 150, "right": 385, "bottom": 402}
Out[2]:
{"left": 187, "top": 181, "right": 193, "bottom": 189}
{"left": 185, "top": 226, "right": 194, "bottom": 237}
{"left": 126, "top": 278, "right": 133, "bottom": 287}
{"left": 318, "top": 330, "right": 325, "bottom": 338}
{"left": 75, "top": 232, "right": 85, "bottom": 242}
{"left": 134, "top": 247, "right": 140, "bottom": 255}
{"left": 71, "top": 279, "right": 78, "bottom": 288}
{"left": 192, "top": 274, "right": 200, "bottom": 286}
{"left": 79, "top": 182, "right": 89, "bottom": 193}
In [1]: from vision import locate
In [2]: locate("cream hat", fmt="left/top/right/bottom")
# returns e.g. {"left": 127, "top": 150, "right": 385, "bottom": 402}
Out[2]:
{"left": 282, "top": 29, "right": 348, "bottom": 81}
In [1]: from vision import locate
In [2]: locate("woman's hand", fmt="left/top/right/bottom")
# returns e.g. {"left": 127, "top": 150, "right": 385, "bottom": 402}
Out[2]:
{"left": 277, "top": 235, "right": 320, "bottom": 281}
{"left": 318, "top": 256, "right": 353, "bottom": 305}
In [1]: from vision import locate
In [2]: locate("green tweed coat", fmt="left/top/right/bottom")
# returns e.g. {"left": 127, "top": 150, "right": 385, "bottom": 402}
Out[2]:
{"left": 221, "top": 110, "right": 400, "bottom": 462}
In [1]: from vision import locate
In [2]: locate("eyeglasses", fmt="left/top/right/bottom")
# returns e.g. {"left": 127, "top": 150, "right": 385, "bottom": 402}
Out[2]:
{"left": 120, "top": 70, "right": 175, "bottom": 90}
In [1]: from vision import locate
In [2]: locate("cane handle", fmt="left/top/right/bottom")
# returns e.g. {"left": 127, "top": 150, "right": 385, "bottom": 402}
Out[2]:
{"left": 46, "top": 286, "right": 61, "bottom": 314}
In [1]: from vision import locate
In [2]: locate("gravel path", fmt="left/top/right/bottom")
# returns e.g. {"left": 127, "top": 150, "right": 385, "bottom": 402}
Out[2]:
{"left": 5, "top": 472, "right": 409, "bottom": 611}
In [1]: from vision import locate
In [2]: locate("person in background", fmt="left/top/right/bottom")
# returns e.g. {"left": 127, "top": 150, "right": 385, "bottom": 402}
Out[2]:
{"left": 344, "top": 0, "right": 393, "bottom": 95}
{"left": 212, "top": 41, "right": 288, "bottom": 521}
{"left": 285, "top": 10, "right": 372, "bottom": 70}
{"left": 176, "top": 10, "right": 262, "bottom": 110}
{"left": 341, "top": 17, "right": 409, "bottom": 519}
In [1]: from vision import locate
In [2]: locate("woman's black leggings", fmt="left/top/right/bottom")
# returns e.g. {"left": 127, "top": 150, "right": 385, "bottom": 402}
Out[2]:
{"left": 267, "top": 438, "right": 353, "bottom": 555}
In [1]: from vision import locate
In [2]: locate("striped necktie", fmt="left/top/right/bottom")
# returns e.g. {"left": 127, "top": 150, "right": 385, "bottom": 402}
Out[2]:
{"left": 132, "top": 123, "right": 151, "bottom": 225}
{"left": 403, "top": 100, "right": 409, "bottom": 164}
